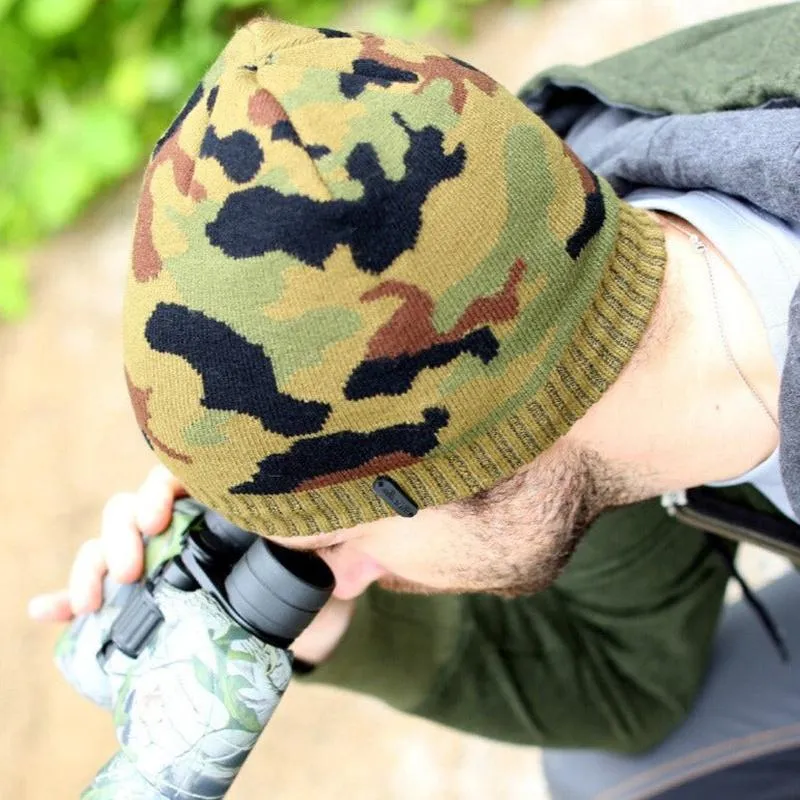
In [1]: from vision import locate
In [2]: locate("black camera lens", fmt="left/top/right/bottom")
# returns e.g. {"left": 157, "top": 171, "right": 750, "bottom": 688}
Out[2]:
{"left": 224, "top": 539, "right": 334, "bottom": 642}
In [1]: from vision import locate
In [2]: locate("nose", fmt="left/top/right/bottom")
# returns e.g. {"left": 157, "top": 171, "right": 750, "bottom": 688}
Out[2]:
{"left": 317, "top": 545, "right": 387, "bottom": 601}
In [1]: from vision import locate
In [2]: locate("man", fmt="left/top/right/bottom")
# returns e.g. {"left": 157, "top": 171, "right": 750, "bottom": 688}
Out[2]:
{"left": 30, "top": 6, "right": 800, "bottom": 796}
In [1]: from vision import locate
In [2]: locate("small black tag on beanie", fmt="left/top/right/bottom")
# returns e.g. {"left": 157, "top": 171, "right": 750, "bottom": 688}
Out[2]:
{"left": 373, "top": 476, "right": 418, "bottom": 517}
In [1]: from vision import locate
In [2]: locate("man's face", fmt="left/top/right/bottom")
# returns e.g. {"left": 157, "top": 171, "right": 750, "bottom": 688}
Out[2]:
{"left": 269, "top": 439, "right": 641, "bottom": 601}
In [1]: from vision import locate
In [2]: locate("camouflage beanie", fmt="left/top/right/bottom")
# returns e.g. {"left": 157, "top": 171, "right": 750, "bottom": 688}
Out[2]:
{"left": 123, "top": 17, "right": 666, "bottom": 537}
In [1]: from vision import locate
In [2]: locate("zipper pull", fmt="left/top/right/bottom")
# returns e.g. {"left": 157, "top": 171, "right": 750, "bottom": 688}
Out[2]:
{"left": 661, "top": 490, "right": 688, "bottom": 516}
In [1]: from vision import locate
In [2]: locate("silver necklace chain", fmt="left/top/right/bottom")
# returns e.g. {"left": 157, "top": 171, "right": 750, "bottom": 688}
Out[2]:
{"left": 666, "top": 219, "right": 779, "bottom": 430}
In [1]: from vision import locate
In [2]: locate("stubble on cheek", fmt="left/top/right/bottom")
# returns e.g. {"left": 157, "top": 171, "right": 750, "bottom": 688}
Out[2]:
{"left": 376, "top": 573, "right": 442, "bottom": 595}
{"left": 372, "top": 445, "right": 638, "bottom": 600}
{"left": 373, "top": 507, "right": 582, "bottom": 599}
{"left": 375, "top": 572, "right": 522, "bottom": 597}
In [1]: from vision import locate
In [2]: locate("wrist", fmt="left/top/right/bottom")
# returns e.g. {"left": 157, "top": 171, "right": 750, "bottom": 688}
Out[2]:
{"left": 290, "top": 596, "right": 355, "bottom": 666}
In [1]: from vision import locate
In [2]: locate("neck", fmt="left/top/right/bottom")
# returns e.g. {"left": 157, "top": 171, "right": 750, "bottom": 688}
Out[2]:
{"left": 567, "top": 210, "right": 780, "bottom": 493}
{"left": 657, "top": 211, "right": 779, "bottom": 481}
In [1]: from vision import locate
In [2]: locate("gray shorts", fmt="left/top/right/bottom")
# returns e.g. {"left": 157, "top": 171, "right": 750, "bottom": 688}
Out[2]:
{"left": 544, "top": 571, "right": 800, "bottom": 799}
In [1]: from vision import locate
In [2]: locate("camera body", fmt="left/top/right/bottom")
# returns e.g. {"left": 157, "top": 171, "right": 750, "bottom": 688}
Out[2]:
{"left": 56, "top": 500, "right": 333, "bottom": 799}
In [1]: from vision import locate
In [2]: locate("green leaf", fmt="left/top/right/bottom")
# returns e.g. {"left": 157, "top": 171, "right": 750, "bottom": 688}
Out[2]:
{"left": 184, "top": 0, "right": 223, "bottom": 29}
{"left": 5, "top": 0, "right": 506, "bottom": 320}
{"left": 222, "top": 0, "right": 261, "bottom": 9}
{"left": 75, "top": 102, "right": 141, "bottom": 178}
{"left": 24, "top": 100, "right": 140, "bottom": 232}
{"left": 0, "top": 251, "right": 29, "bottom": 321}
{"left": 26, "top": 134, "right": 93, "bottom": 231}
{"left": 106, "top": 55, "right": 149, "bottom": 112}
{"left": 21, "top": 0, "right": 97, "bottom": 38}
{"left": 267, "top": 0, "right": 344, "bottom": 27}
{"left": 0, "top": 20, "right": 40, "bottom": 105}
{"left": 0, "top": 0, "right": 18, "bottom": 22}
{"left": 193, "top": 657, "right": 217, "bottom": 694}
{"left": 146, "top": 55, "right": 184, "bottom": 101}
{"left": 0, "top": 201, "right": 37, "bottom": 245}
{"left": 411, "top": 0, "right": 452, "bottom": 32}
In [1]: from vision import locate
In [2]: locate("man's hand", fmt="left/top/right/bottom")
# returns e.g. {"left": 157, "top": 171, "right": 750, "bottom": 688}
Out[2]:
{"left": 27, "top": 464, "right": 354, "bottom": 667}
{"left": 27, "top": 464, "right": 187, "bottom": 622}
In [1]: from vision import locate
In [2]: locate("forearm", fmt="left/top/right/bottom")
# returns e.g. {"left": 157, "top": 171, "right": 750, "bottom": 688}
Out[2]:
{"left": 302, "top": 586, "right": 465, "bottom": 714}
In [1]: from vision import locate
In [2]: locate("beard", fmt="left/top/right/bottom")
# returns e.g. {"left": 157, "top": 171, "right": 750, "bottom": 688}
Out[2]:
{"left": 375, "top": 504, "right": 594, "bottom": 599}
{"left": 377, "top": 444, "right": 652, "bottom": 600}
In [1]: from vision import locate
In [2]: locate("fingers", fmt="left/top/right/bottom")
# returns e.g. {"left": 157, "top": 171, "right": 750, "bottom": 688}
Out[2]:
{"left": 29, "top": 499, "right": 134, "bottom": 622}
{"left": 27, "top": 590, "right": 73, "bottom": 623}
{"left": 101, "top": 492, "right": 143, "bottom": 584}
{"left": 68, "top": 538, "right": 107, "bottom": 616}
{"left": 28, "top": 464, "right": 187, "bottom": 625}
{"left": 135, "top": 464, "right": 187, "bottom": 536}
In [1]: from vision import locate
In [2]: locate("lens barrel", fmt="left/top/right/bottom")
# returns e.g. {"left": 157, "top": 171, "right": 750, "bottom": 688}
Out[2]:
{"left": 225, "top": 539, "right": 334, "bottom": 642}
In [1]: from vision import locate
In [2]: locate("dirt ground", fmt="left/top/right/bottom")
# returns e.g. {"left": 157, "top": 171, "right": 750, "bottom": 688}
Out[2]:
{"left": 1, "top": 1, "right": 781, "bottom": 797}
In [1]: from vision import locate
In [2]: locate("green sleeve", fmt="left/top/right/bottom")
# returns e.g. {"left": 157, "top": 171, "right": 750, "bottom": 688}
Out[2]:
{"left": 299, "top": 485, "right": 774, "bottom": 753}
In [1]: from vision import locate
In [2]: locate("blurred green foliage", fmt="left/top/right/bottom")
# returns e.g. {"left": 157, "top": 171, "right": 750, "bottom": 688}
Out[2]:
{"left": 0, "top": 0, "right": 539, "bottom": 320}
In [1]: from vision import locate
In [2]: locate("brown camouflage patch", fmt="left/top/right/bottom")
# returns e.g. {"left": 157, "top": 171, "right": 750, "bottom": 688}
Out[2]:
{"left": 360, "top": 35, "right": 499, "bottom": 113}
{"left": 248, "top": 89, "right": 289, "bottom": 127}
{"left": 295, "top": 451, "right": 421, "bottom": 492}
{"left": 125, "top": 370, "right": 192, "bottom": 465}
{"left": 363, "top": 257, "right": 527, "bottom": 359}
{"left": 450, "top": 257, "right": 527, "bottom": 337}
{"left": 132, "top": 134, "right": 206, "bottom": 283}
{"left": 562, "top": 142, "right": 598, "bottom": 195}
{"left": 131, "top": 178, "right": 162, "bottom": 283}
